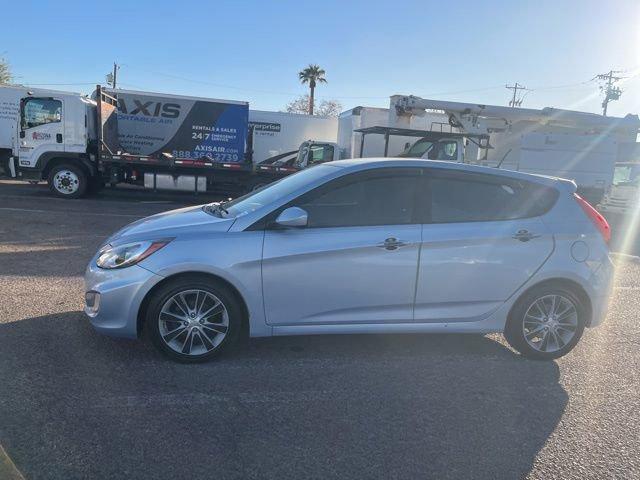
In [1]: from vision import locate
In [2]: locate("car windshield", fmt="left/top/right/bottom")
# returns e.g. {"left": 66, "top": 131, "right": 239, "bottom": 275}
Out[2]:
{"left": 205, "top": 164, "right": 339, "bottom": 218}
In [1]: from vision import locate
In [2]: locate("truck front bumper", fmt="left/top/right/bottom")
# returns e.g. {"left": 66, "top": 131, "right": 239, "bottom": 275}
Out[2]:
{"left": 14, "top": 163, "right": 43, "bottom": 181}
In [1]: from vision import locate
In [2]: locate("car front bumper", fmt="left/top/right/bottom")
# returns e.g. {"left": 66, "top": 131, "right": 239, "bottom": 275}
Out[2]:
{"left": 84, "top": 262, "right": 164, "bottom": 339}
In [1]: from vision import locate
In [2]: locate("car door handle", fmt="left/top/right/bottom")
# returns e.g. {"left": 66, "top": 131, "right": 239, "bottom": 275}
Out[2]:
{"left": 377, "top": 237, "right": 408, "bottom": 250}
{"left": 512, "top": 230, "right": 540, "bottom": 242}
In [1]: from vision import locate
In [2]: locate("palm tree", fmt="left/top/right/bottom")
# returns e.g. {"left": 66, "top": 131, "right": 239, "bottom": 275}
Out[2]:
{"left": 298, "top": 64, "right": 327, "bottom": 115}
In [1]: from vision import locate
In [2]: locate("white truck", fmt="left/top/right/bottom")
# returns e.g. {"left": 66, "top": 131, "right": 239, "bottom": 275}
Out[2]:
{"left": 0, "top": 85, "right": 338, "bottom": 197}
{"left": 382, "top": 96, "right": 640, "bottom": 204}
{"left": 598, "top": 161, "right": 640, "bottom": 214}
{"left": 0, "top": 85, "right": 85, "bottom": 176}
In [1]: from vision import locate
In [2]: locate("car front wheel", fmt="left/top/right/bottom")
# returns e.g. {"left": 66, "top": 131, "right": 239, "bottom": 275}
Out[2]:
{"left": 505, "top": 284, "right": 586, "bottom": 360}
{"left": 146, "top": 276, "right": 242, "bottom": 362}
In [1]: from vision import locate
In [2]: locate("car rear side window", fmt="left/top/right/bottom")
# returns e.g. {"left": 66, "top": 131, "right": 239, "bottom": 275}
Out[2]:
{"left": 428, "top": 173, "right": 558, "bottom": 223}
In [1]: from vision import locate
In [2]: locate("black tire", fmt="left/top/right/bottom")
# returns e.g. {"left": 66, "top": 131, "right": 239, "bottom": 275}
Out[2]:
{"left": 47, "top": 163, "right": 88, "bottom": 199}
{"left": 145, "top": 275, "right": 243, "bottom": 363}
{"left": 504, "top": 283, "right": 586, "bottom": 360}
{"left": 86, "top": 176, "right": 105, "bottom": 195}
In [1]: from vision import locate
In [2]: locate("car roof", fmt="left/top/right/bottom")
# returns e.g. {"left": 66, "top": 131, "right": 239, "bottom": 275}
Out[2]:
{"left": 330, "top": 157, "right": 575, "bottom": 190}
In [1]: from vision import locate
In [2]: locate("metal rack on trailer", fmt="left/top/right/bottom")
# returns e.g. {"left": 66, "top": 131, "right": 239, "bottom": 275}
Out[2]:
{"left": 353, "top": 125, "right": 490, "bottom": 159}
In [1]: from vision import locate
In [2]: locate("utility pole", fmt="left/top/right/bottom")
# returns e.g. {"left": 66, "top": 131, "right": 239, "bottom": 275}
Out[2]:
{"left": 595, "top": 70, "right": 624, "bottom": 116}
{"left": 112, "top": 62, "right": 118, "bottom": 89}
{"left": 505, "top": 82, "right": 529, "bottom": 107}
{"left": 106, "top": 62, "right": 120, "bottom": 89}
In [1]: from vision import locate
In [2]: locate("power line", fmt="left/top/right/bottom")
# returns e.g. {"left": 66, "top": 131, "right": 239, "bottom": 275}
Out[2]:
{"left": 127, "top": 66, "right": 508, "bottom": 100}
{"left": 530, "top": 79, "right": 595, "bottom": 91}
{"left": 22, "top": 82, "right": 98, "bottom": 86}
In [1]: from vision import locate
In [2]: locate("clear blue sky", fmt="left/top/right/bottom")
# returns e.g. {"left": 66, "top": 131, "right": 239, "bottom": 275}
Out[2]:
{"left": 2, "top": 0, "right": 639, "bottom": 116}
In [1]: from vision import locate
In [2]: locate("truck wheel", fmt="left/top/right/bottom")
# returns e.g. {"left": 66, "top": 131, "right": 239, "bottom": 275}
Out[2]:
{"left": 48, "top": 164, "right": 88, "bottom": 199}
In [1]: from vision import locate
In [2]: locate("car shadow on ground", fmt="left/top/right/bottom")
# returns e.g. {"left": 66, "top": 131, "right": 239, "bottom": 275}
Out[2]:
{"left": 0, "top": 311, "right": 567, "bottom": 480}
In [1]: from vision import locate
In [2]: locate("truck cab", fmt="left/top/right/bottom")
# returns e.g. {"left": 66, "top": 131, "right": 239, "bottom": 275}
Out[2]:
{"left": 12, "top": 93, "right": 95, "bottom": 181}
{"left": 354, "top": 126, "right": 487, "bottom": 164}
{"left": 249, "top": 140, "right": 339, "bottom": 191}
{"left": 294, "top": 140, "right": 339, "bottom": 168}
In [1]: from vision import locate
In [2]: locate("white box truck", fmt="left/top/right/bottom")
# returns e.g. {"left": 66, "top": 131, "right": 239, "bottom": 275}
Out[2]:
{"left": 249, "top": 109, "right": 338, "bottom": 163}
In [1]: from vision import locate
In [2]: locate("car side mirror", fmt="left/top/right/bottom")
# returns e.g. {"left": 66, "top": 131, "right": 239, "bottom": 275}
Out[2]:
{"left": 275, "top": 207, "right": 308, "bottom": 228}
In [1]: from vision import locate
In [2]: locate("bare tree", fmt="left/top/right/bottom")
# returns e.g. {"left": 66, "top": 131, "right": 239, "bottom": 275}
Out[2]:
{"left": 0, "top": 57, "right": 12, "bottom": 85}
{"left": 316, "top": 99, "right": 342, "bottom": 117}
{"left": 285, "top": 95, "right": 342, "bottom": 116}
{"left": 284, "top": 95, "right": 311, "bottom": 114}
{"left": 298, "top": 64, "right": 327, "bottom": 115}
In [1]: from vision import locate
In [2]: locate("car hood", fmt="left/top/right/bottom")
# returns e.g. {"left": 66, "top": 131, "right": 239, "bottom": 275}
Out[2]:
{"left": 106, "top": 205, "right": 235, "bottom": 245}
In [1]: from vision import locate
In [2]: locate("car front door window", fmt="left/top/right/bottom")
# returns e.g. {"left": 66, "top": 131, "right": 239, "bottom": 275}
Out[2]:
{"left": 297, "top": 170, "right": 421, "bottom": 228}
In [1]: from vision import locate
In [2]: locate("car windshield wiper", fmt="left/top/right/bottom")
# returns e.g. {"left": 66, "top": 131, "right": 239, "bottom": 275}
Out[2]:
{"left": 204, "top": 202, "right": 229, "bottom": 217}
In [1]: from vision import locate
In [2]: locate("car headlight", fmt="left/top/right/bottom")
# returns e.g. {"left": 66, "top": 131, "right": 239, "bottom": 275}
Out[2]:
{"left": 96, "top": 240, "right": 171, "bottom": 269}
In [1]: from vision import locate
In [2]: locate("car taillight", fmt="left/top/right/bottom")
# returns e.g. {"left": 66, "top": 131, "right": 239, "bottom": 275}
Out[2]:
{"left": 574, "top": 193, "right": 610, "bottom": 244}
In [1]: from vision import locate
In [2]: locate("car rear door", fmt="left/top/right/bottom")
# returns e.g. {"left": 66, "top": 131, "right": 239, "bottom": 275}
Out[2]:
{"left": 414, "top": 170, "right": 556, "bottom": 323}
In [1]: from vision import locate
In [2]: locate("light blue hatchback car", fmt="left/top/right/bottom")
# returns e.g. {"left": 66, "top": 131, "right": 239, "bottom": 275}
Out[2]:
{"left": 85, "top": 159, "right": 613, "bottom": 362}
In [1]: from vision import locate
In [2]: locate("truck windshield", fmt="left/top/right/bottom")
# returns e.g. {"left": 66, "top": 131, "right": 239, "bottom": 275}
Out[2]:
{"left": 205, "top": 164, "right": 339, "bottom": 218}
{"left": 402, "top": 138, "right": 433, "bottom": 157}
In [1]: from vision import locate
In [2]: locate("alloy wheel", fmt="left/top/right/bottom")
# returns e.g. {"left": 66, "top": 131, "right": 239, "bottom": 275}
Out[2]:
{"left": 522, "top": 294, "right": 578, "bottom": 353}
{"left": 158, "top": 289, "right": 229, "bottom": 356}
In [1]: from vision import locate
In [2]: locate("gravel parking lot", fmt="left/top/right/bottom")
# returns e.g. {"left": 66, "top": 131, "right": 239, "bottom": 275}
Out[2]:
{"left": 0, "top": 180, "right": 639, "bottom": 480}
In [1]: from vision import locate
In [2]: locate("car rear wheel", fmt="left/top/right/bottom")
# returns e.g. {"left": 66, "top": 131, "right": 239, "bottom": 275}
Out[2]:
{"left": 505, "top": 284, "right": 586, "bottom": 360}
{"left": 146, "top": 276, "right": 242, "bottom": 363}
{"left": 48, "top": 163, "right": 88, "bottom": 198}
